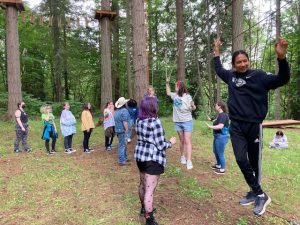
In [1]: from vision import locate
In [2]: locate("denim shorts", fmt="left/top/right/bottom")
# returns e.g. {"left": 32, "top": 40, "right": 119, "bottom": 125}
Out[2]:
{"left": 174, "top": 120, "right": 193, "bottom": 132}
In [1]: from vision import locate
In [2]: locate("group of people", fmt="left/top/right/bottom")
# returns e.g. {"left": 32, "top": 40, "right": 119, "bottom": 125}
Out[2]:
{"left": 13, "top": 36, "right": 290, "bottom": 224}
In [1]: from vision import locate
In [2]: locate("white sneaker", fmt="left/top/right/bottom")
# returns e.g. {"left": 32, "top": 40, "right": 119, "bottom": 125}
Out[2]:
{"left": 187, "top": 160, "right": 193, "bottom": 170}
{"left": 127, "top": 138, "right": 131, "bottom": 143}
{"left": 180, "top": 156, "right": 187, "bottom": 165}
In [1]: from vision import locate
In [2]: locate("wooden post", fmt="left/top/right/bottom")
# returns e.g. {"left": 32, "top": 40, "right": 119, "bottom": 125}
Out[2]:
{"left": 2, "top": 0, "right": 25, "bottom": 119}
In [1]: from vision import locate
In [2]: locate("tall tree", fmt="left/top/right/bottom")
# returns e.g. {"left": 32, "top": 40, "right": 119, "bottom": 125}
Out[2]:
{"left": 206, "top": 0, "right": 213, "bottom": 111}
{"left": 176, "top": 0, "right": 185, "bottom": 80}
{"left": 124, "top": 0, "right": 133, "bottom": 98}
{"left": 49, "top": 0, "right": 63, "bottom": 101}
{"left": 232, "top": 0, "right": 244, "bottom": 52}
{"left": 112, "top": 0, "right": 120, "bottom": 100}
{"left": 132, "top": 0, "right": 149, "bottom": 103}
{"left": 100, "top": 0, "right": 113, "bottom": 109}
{"left": 6, "top": 5, "right": 23, "bottom": 119}
{"left": 274, "top": 0, "right": 281, "bottom": 119}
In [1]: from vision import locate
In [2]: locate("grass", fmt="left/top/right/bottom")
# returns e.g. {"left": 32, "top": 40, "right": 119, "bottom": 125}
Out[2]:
{"left": 0, "top": 118, "right": 300, "bottom": 224}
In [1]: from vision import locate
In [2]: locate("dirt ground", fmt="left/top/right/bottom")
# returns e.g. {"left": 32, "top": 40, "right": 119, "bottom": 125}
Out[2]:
{"left": 0, "top": 134, "right": 296, "bottom": 225}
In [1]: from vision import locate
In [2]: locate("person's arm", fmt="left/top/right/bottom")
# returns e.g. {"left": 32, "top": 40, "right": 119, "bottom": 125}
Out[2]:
{"left": 263, "top": 37, "right": 290, "bottom": 90}
{"left": 153, "top": 119, "right": 175, "bottom": 151}
{"left": 213, "top": 38, "right": 231, "bottom": 84}
{"left": 166, "top": 79, "right": 171, "bottom": 96}
{"left": 206, "top": 122, "right": 224, "bottom": 130}
{"left": 15, "top": 110, "right": 25, "bottom": 131}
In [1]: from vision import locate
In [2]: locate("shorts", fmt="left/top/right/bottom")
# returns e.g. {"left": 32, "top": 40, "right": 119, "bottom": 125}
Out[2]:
{"left": 136, "top": 161, "right": 164, "bottom": 175}
{"left": 174, "top": 120, "right": 193, "bottom": 132}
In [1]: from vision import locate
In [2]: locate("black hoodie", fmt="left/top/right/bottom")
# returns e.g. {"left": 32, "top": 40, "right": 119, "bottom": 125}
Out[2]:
{"left": 214, "top": 56, "right": 290, "bottom": 123}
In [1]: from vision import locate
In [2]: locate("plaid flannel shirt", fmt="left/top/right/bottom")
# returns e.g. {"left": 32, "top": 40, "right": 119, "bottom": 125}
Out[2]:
{"left": 134, "top": 118, "right": 171, "bottom": 167}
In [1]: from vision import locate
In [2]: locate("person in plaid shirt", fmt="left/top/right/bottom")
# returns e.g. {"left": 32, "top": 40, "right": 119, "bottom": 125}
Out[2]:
{"left": 134, "top": 97, "right": 176, "bottom": 225}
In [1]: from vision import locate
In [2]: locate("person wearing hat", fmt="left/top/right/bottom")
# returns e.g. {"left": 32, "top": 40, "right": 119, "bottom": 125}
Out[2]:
{"left": 114, "top": 97, "right": 130, "bottom": 165}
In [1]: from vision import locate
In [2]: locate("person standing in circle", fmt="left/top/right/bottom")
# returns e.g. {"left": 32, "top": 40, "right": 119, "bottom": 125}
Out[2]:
{"left": 206, "top": 101, "right": 230, "bottom": 175}
{"left": 81, "top": 102, "right": 95, "bottom": 153}
{"left": 41, "top": 105, "right": 57, "bottom": 155}
{"left": 14, "top": 101, "right": 31, "bottom": 153}
{"left": 213, "top": 37, "right": 290, "bottom": 216}
{"left": 166, "top": 79, "right": 196, "bottom": 170}
{"left": 60, "top": 102, "right": 77, "bottom": 154}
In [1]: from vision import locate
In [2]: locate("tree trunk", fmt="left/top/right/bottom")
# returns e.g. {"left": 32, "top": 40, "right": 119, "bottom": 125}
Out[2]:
{"left": 50, "top": 0, "right": 62, "bottom": 102}
{"left": 125, "top": 0, "right": 133, "bottom": 99}
{"left": 63, "top": 25, "right": 69, "bottom": 100}
{"left": 112, "top": 0, "right": 120, "bottom": 100}
{"left": 132, "top": 0, "right": 149, "bottom": 103}
{"left": 232, "top": 0, "right": 244, "bottom": 52}
{"left": 100, "top": 0, "right": 113, "bottom": 110}
{"left": 274, "top": 0, "right": 281, "bottom": 119}
{"left": 295, "top": 0, "right": 300, "bottom": 119}
{"left": 6, "top": 5, "right": 22, "bottom": 119}
{"left": 176, "top": 0, "right": 185, "bottom": 81}
{"left": 206, "top": 0, "right": 214, "bottom": 112}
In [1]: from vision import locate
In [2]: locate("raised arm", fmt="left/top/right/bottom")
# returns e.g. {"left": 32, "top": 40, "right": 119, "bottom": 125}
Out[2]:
{"left": 213, "top": 38, "right": 231, "bottom": 84}
{"left": 166, "top": 75, "right": 171, "bottom": 96}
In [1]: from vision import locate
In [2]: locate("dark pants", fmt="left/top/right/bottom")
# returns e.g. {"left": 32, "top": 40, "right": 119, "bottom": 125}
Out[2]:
{"left": 45, "top": 132, "right": 57, "bottom": 152}
{"left": 14, "top": 124, "right": 29, "bottom": 151}
{"left": 105, "top": 136, "right": 114, "bottom": 148}
{"left": 64, "top": 134, "right": 73, "bottom": 149}
{"left": 230, "top": 120, "right": 263, "bottom": 195}
{"left": 83, "top": 129, "right": 92, "bottom": 150}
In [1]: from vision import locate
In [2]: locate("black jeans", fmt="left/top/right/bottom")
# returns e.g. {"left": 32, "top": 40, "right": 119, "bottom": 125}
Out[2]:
{"left": 83, "top": 129, "right": 92, "bottom": 150}
{"left": 105, "top": 136, "right": 114, "bottom": 148}
{"left": 64, "top": 134, "right": 73, "bottom": 149}
{"left": 45, "top": 132, "right": 57, "bottom": 152}
{"left": 230, "top": 120, "right": 263, "bottom": 195}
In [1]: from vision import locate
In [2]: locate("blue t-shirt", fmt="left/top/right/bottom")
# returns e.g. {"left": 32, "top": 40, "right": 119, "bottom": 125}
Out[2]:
{"left": 114, "top": 108, "right": 130, "bottom": 133}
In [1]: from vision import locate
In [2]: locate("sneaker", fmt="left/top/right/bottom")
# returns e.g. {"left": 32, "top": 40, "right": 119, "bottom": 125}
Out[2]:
{"left": 145, "top": 211, "right": 159, "bottom": 225}
{"left": 106, "top": 146, "right": 112, "bottom": 151}
{"left": 24, "top": 148, "right": 31, "bottom": 152}
{"left": 47, "top": 151, "right": 55, "bottom": 155}
{"left": 64, "top": 149, "right": 72, "bottom": 154}
{"left": 69, "top": 148, "right": 76, "bottom": 152}
{"left": 14, "top": 149, "right": 20, "bottom": 153}
{"left": 84, "top": 149, "right": 91, "bottom": 154}
{"left": 50, "top": 150, "right": 56, "bottom": 154}
{"left": 239, "top": 191, "right": 257, "bottom": 205}
{"left": 88, "top": 148, "right": 94, "bottom": 152}
{"left": 214, "top": 168, "right": 225, "bottom": 175}
{"left": 180, "top": 155, "right": 187, "bottom": 165}
{"left": 127, "top": 138, "right": 131, "bottom": 143}
{"left": 253, "top": 193, "right": 271, "bottom": 216}
{"left": 210, "top": 164, "right": 221, "bottom": 170}
{"left": 186, "top": 160, "right": 193, "bottom": 170}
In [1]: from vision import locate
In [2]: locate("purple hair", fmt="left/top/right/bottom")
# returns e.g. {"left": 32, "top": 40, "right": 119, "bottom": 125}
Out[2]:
{"left": 138, "top": 97, "right": 158, "bottom": 120}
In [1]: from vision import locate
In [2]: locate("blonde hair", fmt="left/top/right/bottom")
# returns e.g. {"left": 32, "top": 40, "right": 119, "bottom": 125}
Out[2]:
{"left": 147, "top": 85, "right": 155, "bottom": 94}
{"left": 40, "top": 105, "right": 51, "bottom": 114}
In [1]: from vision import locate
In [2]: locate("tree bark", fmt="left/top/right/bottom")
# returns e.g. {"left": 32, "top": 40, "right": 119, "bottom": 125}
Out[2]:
{"left": 112, "top": 0, "right": 120, "bottom": 100}
{"left": 274, "top": 0, "right": 281, "bottom": 119}
{"left": 132, "top": 0, "right": 149, "bottom": 103}
{"left": 232, "top": 0, "right": 244, "bottom": 52}
{"left": 63, "top": 25, "right": 69, "bottom": 100}
{"left": 125, "top": 0, "right": 133, "bottom": 99}
{"left": 6, "top": 5, "right": 22, "bottom": 120}
{"left": 100, "top": 0, "right": 113, "bottom": 109}
{"left": 176, "top": 0, "right": 185, "bottom": 81}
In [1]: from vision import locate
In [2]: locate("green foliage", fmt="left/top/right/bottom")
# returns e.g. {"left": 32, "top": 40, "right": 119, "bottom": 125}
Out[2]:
{"left": 180, "top": 177, "right": 211, "bottom": 199}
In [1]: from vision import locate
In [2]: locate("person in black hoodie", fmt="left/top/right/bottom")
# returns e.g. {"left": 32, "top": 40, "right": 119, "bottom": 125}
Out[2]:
{"left": 213, "top": 37, "right": 290, "bottom": 216}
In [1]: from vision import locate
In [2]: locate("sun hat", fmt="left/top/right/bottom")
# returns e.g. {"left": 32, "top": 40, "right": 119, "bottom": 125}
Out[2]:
{"left": 115, "top": 97, "right": 129, "bottom": 108}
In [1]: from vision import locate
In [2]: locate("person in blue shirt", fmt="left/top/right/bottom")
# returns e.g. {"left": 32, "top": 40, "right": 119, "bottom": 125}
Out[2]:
{"left": 114, "top": 97, "right": 130, "bottom": 166}
{"left": 127, "top": 99, "right": 138, "bottom": 143}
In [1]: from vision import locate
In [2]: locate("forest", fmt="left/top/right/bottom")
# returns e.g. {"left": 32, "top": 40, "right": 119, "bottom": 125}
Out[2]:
{"left": 0, "top": 0, "right": 299, "bottom": 119}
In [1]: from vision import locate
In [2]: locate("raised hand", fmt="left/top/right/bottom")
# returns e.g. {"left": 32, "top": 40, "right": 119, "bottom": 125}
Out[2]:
{"left": 213, "top": 37, "right": 221, "bottom": 56}
{"left": 275, "top": 37, "right": 288, "bottom": 59}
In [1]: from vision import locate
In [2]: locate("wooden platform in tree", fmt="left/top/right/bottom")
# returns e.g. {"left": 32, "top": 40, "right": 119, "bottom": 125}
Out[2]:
{"left": 262, "top": 120, "right": 300, "bottom": 128}
{"left": 0, "top": 0, "right": 24, "bottom": 11}
{"left": 94, "top": 10, "right": 117, "bottom": 20}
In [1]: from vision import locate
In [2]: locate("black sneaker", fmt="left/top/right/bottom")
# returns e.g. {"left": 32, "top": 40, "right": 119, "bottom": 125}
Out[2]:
{"left": 14, "top": 149, "right": 20, "bottom": 153}
{"left": 88, "top": 148, "right": 94, "bottom": 152}
{"left": 64, "top": 149, "right": 72, "bottom": 154}
{"left": 47, "top": 151, "right": 55, "bottom": 155}
{"left": 84, "top": 149, "right": 91, "bottom": 154}
{"left": 214, "top": 168, "right": 225, "bottom": 175}
{"left": 145, "top": 211, "right": 159, "bottom": 225}
{"left": 210, "top": 164, "right": 221, "bottom": 170}
{"left": 24, "top": 148, "right": 31, "bottom": 152}
{"left": 239, "top": 191, "right": 257, "bottom": 205}
{"left": 253, "top": 193, "right": 271, "bottom": 216}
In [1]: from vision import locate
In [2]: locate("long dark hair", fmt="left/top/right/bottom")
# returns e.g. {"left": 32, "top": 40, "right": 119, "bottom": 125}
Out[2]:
{"left": 82, "top": 102, "right": 92, "bottom": 113}
{"left": 231, "top": 50, "right": 249, "bottom": 65}
{"left": 177, "top": 80, "right": 188, "bottom": 97}
{"left": 217, "top": 101, "right": 227, "bottom": 113}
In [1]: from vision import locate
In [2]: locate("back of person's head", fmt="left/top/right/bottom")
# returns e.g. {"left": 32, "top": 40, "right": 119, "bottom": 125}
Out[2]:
{"left": 127, "top": 99, "right": 137, "bottom": 108}
{"left": 216, "top": 101, "right": 227, "bottom": 113}
{"left": 138, "top": 97, "right": 158, "bottom": 120}
{"left": 40, "top": 105, "right": 50, "bottom": 114}
{"left": 276, "top": 130, "right": 284, "bottom": 136}
{"left": 177, "top": 80, "right": 188, "bottom": 97}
